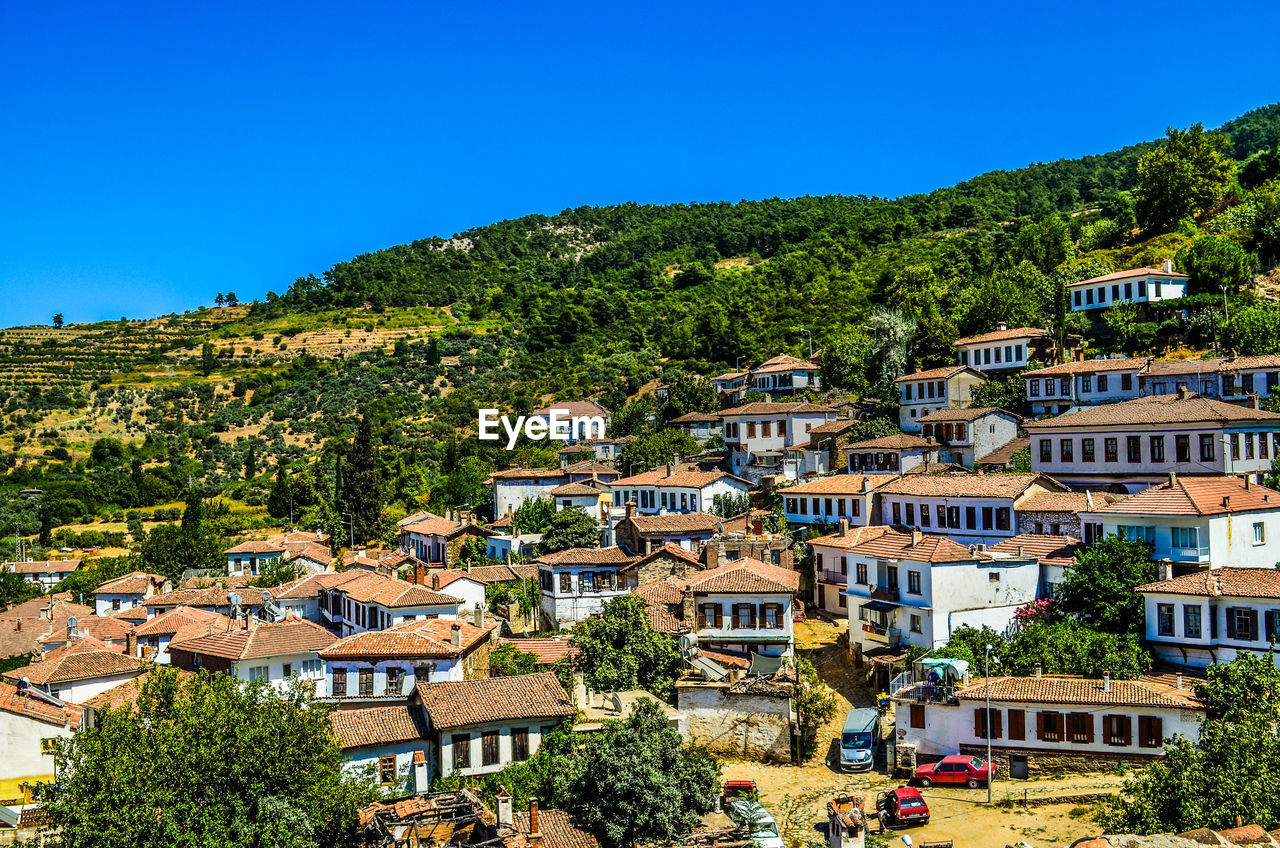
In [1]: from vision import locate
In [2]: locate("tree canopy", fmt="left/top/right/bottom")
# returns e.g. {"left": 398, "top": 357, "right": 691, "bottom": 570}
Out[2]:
{"left": 566, "top": 594, "right": 683, "bottom": 697}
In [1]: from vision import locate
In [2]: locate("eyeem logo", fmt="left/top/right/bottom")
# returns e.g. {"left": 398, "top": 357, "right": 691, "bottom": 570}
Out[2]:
{"left": 478, "top": 408, "right": 607, "bottom": 450}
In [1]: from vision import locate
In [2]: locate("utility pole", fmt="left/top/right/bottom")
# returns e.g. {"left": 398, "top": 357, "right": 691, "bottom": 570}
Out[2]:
{"left": 985, "top": 643, "right": 994, "bottom": 804}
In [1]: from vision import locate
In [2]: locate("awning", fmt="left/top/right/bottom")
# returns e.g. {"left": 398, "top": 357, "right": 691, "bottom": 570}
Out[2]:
{"left": 861, "top": 599, "right": 899, "bottom": 612}
{"left": 748, "top": 653, "right": 785, "bottom": 676}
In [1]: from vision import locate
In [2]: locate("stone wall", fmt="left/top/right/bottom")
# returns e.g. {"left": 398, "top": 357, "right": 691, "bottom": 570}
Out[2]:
{"left": 955, "top": 743, "right": 1161, "bottom": 776}
{"left": 632, "top": 550, "right": 705, "bottom": 587}
{"left": 675, "top": 678, "right": 794, "bottom": 763}
{"left": 1016, "top": 509, "right": 1082, "bottom": 538}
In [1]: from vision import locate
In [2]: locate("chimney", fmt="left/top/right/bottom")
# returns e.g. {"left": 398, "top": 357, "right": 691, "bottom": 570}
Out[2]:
{"left": 1177, "top": 385, "right": 1188, "bottom": 400}
{"left": 14, "top": 620, "right": 19, "bottom": 632}
{"left": 1247, "top": 477, "right": 1254, "bottom": 491}
{"left": 496, "top": 792, "right": 513, "bottom": 828}
{"left": 625, "top": 501, "right": 636, "bottom": 519}
{"left": 997, "top": 322, "right": 1007, "bottom": 332}
{"left": 473, "top": 603, "right": 484, "bottom": 627}
{"left": 911, "top": 528, "right": 923, "bottom": 546}
{"left": 1162, "top": 258, "right": 1173, "bottom": 274}
{"left": 1103, "top": 671, "right": 1111, "bottom": 693}
{"left": 860, "top": 478, "right": 872, "bottom": 495}
{"left": 1250, "top": 393, "right": 1261, "bottom": 410}
{"left": 1176, "top": 673, "right": 1184, "bottom": 690}
{"left": 450, "top": 623, "right": 461, "bottom": 647}
{"left": 839, "top": 519, "right": 849, "bottom": 538}
{"left": 104, "top": 637, "right": 113, "bottom": 649}
{"left": 666, "top": 462, "right": 674, "bottom": 478}
{"left": 1034, "top": 663, "right": 1042, "bottom": 678}
{"left": 432, "top": 573, "right": 441, "bottom": 590}
{"left": 1169, "top": 471, "right": 1178, "bottom": 487}
{"left": 529, "top": 798, "right": 542, "bottom": 848}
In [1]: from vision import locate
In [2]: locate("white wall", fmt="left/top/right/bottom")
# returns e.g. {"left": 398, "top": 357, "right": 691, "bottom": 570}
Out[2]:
{"left": 327, "top": 656, "right": 462, "bottom": 697}
{"left": 957, "top": 339, "right": 1034, "bottom": 373}
{"left": 692, "top": 590, "right": 794, "bottom": 656}
{"left": 47, "top": 670, "right": 143, "bottom": 703}
{"left": 1141, "top": 592, "right": 1280, "bottom": 668}
{"left": 1089, "top": 511, "right": 1280, "bottom": 569}
{"left": 881, "top": 494, "right": 1019, "bottom": 544}
{"left": 342, "top": 743, "right": 426, "bottom": 793}
{"left": 494, "top": 481, "right": 560, "bottom": 519}
{"left": 437, "top": 720, "right": 552, "bottom": 779}
{"left": 1070, "top": 275, "right": 1186, "bottom": 312}
{"left": 0, "top": 709, "right": 76, "bottom": 800}
{"left": 1030, "top": 425, "right": 1279, "bottom": 484}
{"left": 95, "top": 593, "right": 145, "bottom": 616}
{"left": 234, "top": 651, "right": 326, "bottom": 693}
{"left": 783, "top": 490, "right": 874, "bottom": 527}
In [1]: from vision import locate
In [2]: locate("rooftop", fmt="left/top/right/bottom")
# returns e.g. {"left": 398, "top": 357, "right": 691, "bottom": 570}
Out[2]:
{"left": 330, "top": 704, "right": 429, "bottom": 749}
{"left": 953, "top": 326, "right": 1050, "bottom": 346}
{"left": 783, "top": 474, "right": 895, "bottom": 496}
{"left": 919, "top": 406, "right": 1021, "bottom": 424}
{"left": 500, "top": 637, "right": 577, "bottom": 665}
{"left": 0, "top": 678, "right": 84, "bottom": 727}
{"left": 612, "top": 469, "right": 747, "bottom": 488}
{"left": 169, "top": 618, "right": 338, "bottom": 661}
{"left": 94, "top": 571, "right": 167, "bottom": 596}
{"left": 988, "top": 534, "right": 1084, "bottom": 567}
{"left": 878, "top": 472, "right": 1066, "bottom": 499}
{"left": 224, "top": 540, "right": 286, "bottom": 555}
{"left": 414, "top": 672, "right": 576, "bottom": 730}
{"left": 894, "top": 365, "right": 973, "bottom": 384}
{"left": 1069, "top": 265, "right": 1188, "bottom": 286}
{"left": 1018, "top": 491, "right": 1122, "bottom": 513}
{"left": 1138, "top": 567, "right": 1280, "bottom": 599}
{"left": 337, "top": 572, "right": 462, "bottom": 608}
{"left": 1089, "top": 474, "right": 1280, "bottom": 517}
{"left": 622, "top": 513, "right": 723, "bottom": 535}
{"left": 6, "top": 637, "right": 145, "bottom": 686}
{"left": 1024, "top": 392, "right": 1280, "bottom": 429}
{"left": 954, "top": 674, "right": 1201, "bottom": 709}
{"left": 719, "top": 402, "right": 835, "bottom": 417}
{"left": 320, "top": 618, "right": 496, "bottom": 660}
{"left": 533, "top": 547, "right": 636, "bottom": 567}
{"left": 1024, "top": 356, "right": 1149, "bottom": 377}
{"left": 685, "top": 557, "right": 800, "bottom": 594}
{"left": 846, "top": 432, "right": 934, "bottom": 451}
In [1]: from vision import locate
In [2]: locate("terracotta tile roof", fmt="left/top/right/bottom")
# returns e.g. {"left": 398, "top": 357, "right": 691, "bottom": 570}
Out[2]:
{"left": 0, "top": 596, "right": 91, "bottom": 621}
{"left": 0, "top": 678, "right": 84, "bottom": 727}
{"left": 1137, "top": 567, "right": 1280, "bottom": 599}
{"left": 39, "top": 614, "right": 133, "bottom": 651}
{"left": 719, "top": 402, "right": 835, "bottom": 416}
{"left": 500, "top": 637, "right": 578, "bottom": 665}
{"left": 489, "top": 467, "right": 566, "bottom": 480}
{"left": 1018, "top": 491, "right": 1121, "bottom": 513}
{"left": 1023, "top": 357, "right": 1149, "bottom": 377}
{"left": 414, "top": 672, "right": 575, "bottom": 730}
{"left": 1220, "top": 355, "right": 1280, "bottom": 372}
{"left": 562, "top": 461, "right": 621, "bottom": 477}
{"left": 531, "top": 400, "right": 610, "bottom": 418}
{"left": 398, "top": 511, "right": 446, "bottom": 527}
{"left": 953, "top": 327, "right": 1050, "bottom": 346}
{"left": 110, "top": 606, "right": 150, "bottom": 624}
{"left": 511, "top": 809, "right": 599, "bottom": 848}
{"left": 132, "top": 605, "right": 231, "bottom": 639}
{"left": 842, "top": 529, "right": 985, "bottom": 564}
{"left": 0, "top": 598, "right": 94, "bottom": 659}
{"left": 670, "top": 412, "right": 721, "bottom": 424}
{"left": 330, "top": 704, "right": 429, "bottom": 749}
{"left": 878, "top": 472, "right": 1065, "bottom": 499}
{"left": 273, "top": 530, "right": 333, "bottom": 545}
{"left": 698, "top": 648, "right": 752, "bottom": 670}
{"left": 1070, "top": 266, "right": 1188, "bottom": 286}
{"left": 1089, "top": 475, "right": 1280, "bottom": 517}
{"left": 177, "top": 574, "right": 255, "bottom": 590}
{"left": 270, "top": 571, "right": 365, "bottom": 600}
{"left": 806, "top": 525, "right": 895, "bottom": 552}
{"left": 549, "top": 482, "right": 605, "bottom": 497}
{"left": 784, "top": 474, "right": 895, "bottom": 496}
{"left": 955, "top": 675, "right": 1201, "bottom": 709}
{"left": 533, "top": 547, "right": 635, "bottom": 567}
{"left": 709, "top": 371, "right": 747, "bottom": 382}
{"left": 1024, "top": 392, "right": 1280, "bottom": 429}
{"left": 988, "top": 534, "right": 1083, "bottom": 567}
{"left": 145, "top": 586, "right": 246, "bottom": 609}
{"left": 557, "top": 444, "right": 596, "bottom": 455}
{"left": 893, "top": 366, "right": 972, "bottom": 384}
{"left": 320, "top": 618, "right": 496, "bottom": 660}
{"left": 224, "top": 540, "right": 287, "bottom": 555}
{"left": 6, "top": 559, "right": 82, "bottom": 575}
{"left": 284, "top": 542, "right": 334, "bottom": 564}
{"left": 807, "top": 419, "right": 858, "bottom": 436}
{"left": 170, "top": 618, "right": 338, "bottom": 661}
{"left": 401, "top": 517, "right": 463, "bottom": 536}
{"left": 612, "top": 469, "right": 746, "bottom": 488}
{"left": 95, "top": 571, "right": 167, "bottom": 595}
{"left": 82, "top": 667, "right": 195, "bottom": 712}
{"left": 6, "top": 637, "right": 145, "bottom": 685}
{"left": 431, "top": 570, "right": 486, "bottom": 590}
{"left": 632, "top": 575, "right": 688, "bottom": 606}
{"left": 432, "top": 564, "right": 539, "bottom": 585}
{"left": 624, "top": 543, "right": 704, "bottom": 572}
{"left": 976, "top": 438, "right": 1032, "bottom": 467}
{"left": 920, "top": 406, "right": 1021, "bottom": 424}
{"left": 623, "top": 514, "right": 722, "bottom": 535}
{"left": 338, "top": 573, "right": 462, "bottom": 608}
{"left": 846, "top": 433, "right": 935, "bottom": 451}
{"left": 1142, "top": 358, "right": 1223, "bottom": 377}
{"left": 752, "top": 354, "right": 817, "bottom": 374}
{"left": 491, "top": 514, "right": 514, "bottom": 529}
{"left": 686, "top": 557, "right": 799, "bottom": 594}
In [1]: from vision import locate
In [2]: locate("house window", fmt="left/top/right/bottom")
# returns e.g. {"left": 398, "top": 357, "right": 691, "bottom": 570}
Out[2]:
{"left": 1098, "top": 374, "right": 1109, "bottom": 392}
{"left": 1230, "top": 433, "right": 1241, "bottom": 461}
{"left": 1199, "top": 434, "right": 1216, "bottom": 462}
{"left": 981, "top": 506, "right": 993, "bottom": 530}
{"left": 965, "top": 506, "right": 976, "bottom": 529}
{"left": 886, "top": 566, "right": 899, "bottom": 589}
{"left": 947, "top": 506, "right": 960, "bottom": 529}
{"left": 856, "top": 563, "right": 868, "bottom": 585}
{"left": 1184, "top": 605, "right": 1202, "bottom": 639}
{"left": 839, "top": 556, "right": 848, "bottom": 576}
{"left": 1111, "top": 284, "right": 1120, "bottom": 302}
{"left": 1058, "top": 439, "right": 1073, "bottom": 463}
{"left": 1081, "top": 376, "right": 1092, "bottom": 393}
{"left": 332, "top": 668, "right": 347, "bottom": 696}
{"left": 512, "top": 728, "right": 530, "bottom": 762}
{"left": 359, "top": 668, "right": 374, "bottom": 696}
{"left": 1227, "top": 607, "right": 1258, "bottom": 641}
{"left": 1157, "top": 604, "right": 1175, "bottom": 637}
{"left": 746, "top": 422, "right": 756, "bottom": 438}
{"left": 995, "top": 508, "right": 1011, "bottom": 531}
{"left": 1122, "top": 373, "right": 1133, "bottom": 391}
{"left": 909, "top": 614, "right": 922, "bottom": 633}
{"left": 1255, "top": 522, "right": 1267, "bottom": 545}
{"left": 1046, "top": 379, "right": 1056, "bottom": 397}
{"left": 761, "top": 603, "right": 783, "bottom": 629}
{"left": 907, "top": 571, "right": 921, "bottom": 595}
{"left": 761, "top": 421, "right": 771, "bottom": 438}
{"left": 1137, "top": 716, "right": 1163, "bottom": 749}
{"left": 892, "top": 502, "right": 901, "bottom": 525}
{"left": 386, "top": 667, "right": 405, "bottom": 696}
{"left": 1124, "top": 282, "right": 1133, "bottom": 300}
{"left": 1086, "top": 289, "right": 1094, "bottom": 305}
{"left": 1176, "top": 434, "right": 1191, "bottom": 463}
{"left": 975, "top": 708, "right": 1002, "bottom": 740}
{"left": 1037, "top": 711, "right": 1063, "bottom": 742}
{"left": 482, "top": 730, "right": 500, "bottom": 767}
{"left": 111, "top": 598, "right": 121, "bottom": 611}
{"left": 1138, "top": 280, "right": 1147, "bottom": 298}
{"left": 910, "top": 704, "right": 925, "bottom": 728}
{"left": 379, "top": 755, "right": 397, "bottom": 785}
{"left": 1067, "top": 712, "right": 1094, "bottom": 744}
{"left": 1039, "top": 440, "right": 1052, "bottom": 463}
{"left": 247, "top": 666, "right": 268, "bottom": 682}
{"left": 1103, "top": 715, "right": 1132, "bottom": 747}
{"left": 1074, "top": 290, "right": 1081, "bottom": 306}
{"left": 905, "top": 503, "right": 915, "bottom": 525}
{"left": 732, "top": 603, "right": 757, "bottom": 629}
{"left": 1030, "top": 379, "right": 1040, "bottom": 397}
{"left": 1104, "top": 438, "right": 1118, "bottom": 462}
{"left": 920, "top": 505, "right": 931, "bottom": 527}
{"left": 1082, "top": 439, "right": 1095, "bottom": 463}
{"left": 1150, "top": 436, "right": 1165, "bottom": 462}
{"left": 698, "top": 603, "right": 723, "bottom": 628}
{"left": 1127, "top": 436, "right": 1141, "bottom": 463}
{"left": 453, "top": 734, "right": 472, "bottom": 770}
{"left": 1172, "top": 526, "right": 1199, "bottom": 551}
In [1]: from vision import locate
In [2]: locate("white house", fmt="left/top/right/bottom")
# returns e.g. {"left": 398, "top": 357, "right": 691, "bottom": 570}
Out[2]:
{"left": 93, "top": 571, "right": 170, "bottom": 617}
{"left": 4, "top": 637, "right": 146, "bottom": 703}
{"left": 1138, "top": 568, "right": 1280, "bottom": 668}
{"left": 988, "top": 533, "right": 1084, "bottom": 600}
{"left": 808, "top": 524, "right": 894, "bottom": 616}
{"left": 1023, "top": 357, "right": 1148, "bottom": 416}
{"left": 781, "top": 475, "right": 892, "bottom": 528}
{"left": 485, "top": 534, "right": 542, "bottom": 563}
{"left": 0, "top": 679, "right": 85, "bottom": 804}
{"left": 417, "top": 673, "right": 577, "bottom": 782}
{"left": 490, "top": 468, "right": 571, "bottom": 518}
{"left": 749, "top": 354, "right": 821, "bottom": 394}
{"left": 709, "top": 370, "right": 749, "bottom": 405}
{"left": 895, "top": 366, "right": 986, "bottom": 433}
{"left": 1069, "top": 262, "right": 1188, "bottom": 312}
{"left": 685, "top": 557, "right": 800, "bottom": 659}
{"left": 549, "top": 482, "right": 610, "bottom": 523}
{"left": 167, "top": 618, "right": 337, "bottom": 692}
{"left": 131, "top": 606, "right": 233, "bottom": 664}
{"left": 846, "top": 432, "right": 939, "bottom": 474}
{"left": 319, "top": 572, "right": 462, "bottom": 638}
{"left": 1215, "top": 355, "right": 1280, "bottom": 405}
{"left": 224, "top": 540, "right": 286, "bottom": 577}
{"left": 536, "top": 547, "right": 638, "bottom": 630}
{"left": 613, "top": 511, "right": 722, "bottom": 555}
{"left": 670, "top": 412, "right": 723, "bottom": 442}
{"left": 266, "top": 571, "right": 369, "bottom": 624}
{"left": 321, "top": 616, "right": 499, "bottom": 698}
{"left": 954, "top": 325, "right": 1050, "bottom": 374}
{"left": 331, "top": 704, "right": 430, "bottom": 792}
{"left": 527, "top": 400, "right": 611, "bottom": 444}
{"left": 839, "top": 529, "right": 1040, "bottom": 657}
{"left": 1026, "top": 390, "right": 1280, "bottom": 491}
{"left": 428, "top": 570, "right": 489, "bottom": 614}
{"left": 720, "top": 402, "right": 837, "bottom": 482}
{"left": 877, "top": 472, "right": 1071, "bottom": 545}
{"left": 895, "top": 672, "right": 1204, "bottom": 776}
{"left": 1080, "top": 474, "right": 1280, "bottom": 569}
{"left": 918, "top": 407, "right": 1021, "bottom": 468}
{"left": 610, "top": 467, "right": 750, "bottom": 516}
{"left": 4, "top": 559, "right": 82, "bottom": 591}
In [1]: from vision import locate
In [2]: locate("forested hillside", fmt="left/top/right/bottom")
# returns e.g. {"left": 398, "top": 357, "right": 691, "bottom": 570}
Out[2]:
{"left": 3, "top": 102, "right": 1280, "bottom": 586}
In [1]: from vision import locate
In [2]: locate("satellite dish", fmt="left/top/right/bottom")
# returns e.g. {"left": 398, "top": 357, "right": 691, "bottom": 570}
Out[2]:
{"left": 66, "top": 616, "right": 78, "bottom": 634}
{"left": 262, "top": 590, "right": 273, "bottom": 605}
{"left": 17, "top": 677, "right": 29, "bottom": 693}
{"left": 227, "top": 592, "right": 242, "bottom": 607}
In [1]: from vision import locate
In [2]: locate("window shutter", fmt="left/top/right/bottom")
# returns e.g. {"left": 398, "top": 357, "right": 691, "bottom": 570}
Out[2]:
{"left": 1247, "top": 609, "right": 1259, "bottom": 641}
{"left": 1060, "top": 713, "right": 1069, "bottom": 743}
{"left": 1120, "top": 715, "right": 1132, "bottom": 746}
{"left": 991, "top": 709, "right": 1002, "bottom": 739}
{"left": 1147, "top": 716, "right": 1164, "bottom": 747}
{"left": 697, "top": 606, "right": 707, "bottom": 629}
{"left": 1226, "top": 607, "right": 1238, "bottom": 639}
{"left": 1008, "top": 709, "right": 1025, "bottom": 741}
{"left": 974, "top": 708, "right": 986, "bottom": 738}
{"left": 1083, "top": 713, "right": 1094, "bottom": 744}
{"left": 1036, "top": 711, "right": 1046, "bottom": 741}
{"left": 910, "top": 704, "right": 925, "bottom": 729}
{"left": 758, "top": 603, "right": 768, "bottom": 628}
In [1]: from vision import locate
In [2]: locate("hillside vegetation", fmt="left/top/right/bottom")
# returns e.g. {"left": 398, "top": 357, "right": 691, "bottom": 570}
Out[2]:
{"left": 4, "top": 102, "right": 1280, "bottom": 577}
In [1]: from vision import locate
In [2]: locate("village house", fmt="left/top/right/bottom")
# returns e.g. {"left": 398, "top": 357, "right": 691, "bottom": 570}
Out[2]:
{"left": 271, "top": 530, "right": 333, "bottom": 574}
{"left": 549, "top": 481, "right": 611, "bottom": 523}
{"left": 321, "top": 615, "right": 499, "bottom": 699}
{"left": 684, "top": 557, "right": 800, "bottom": 660}
{"left": 321, "top": 573, "right": 462, "bottom": 638}
{"left": 417, "top": 672, "right": 577, "bottom": 782}
{"left": 953, "top": 324, "right": 1051, "bottom": 374}
{"left": 1015, "top": 490, "right": 1120, "bottom": 538}
{"left": 536, "top": 547, "right": 637, "bottom": 630}
{"left": 709, "top": 370, "right": 749, "bottom": 405}
{"left": 988, "top": 533, "right": 1084, "bottom": 600}
{"left": 35, "top": 612, "right": 133, "bottom": 655}
{"left": 846, "top": 432, "right": 939, "bottom": 474}
{"left": 1139, "top": 358, "right": 1224, "bottom": 401}
{"left": 1081, "top": 474, "right": 1280, "bottom": 568}
{"left": 835, "top": 529, "right": 1041, "bottom": 659}
{"left": 167, "top": 618, "right": 337, "bottom": 691}
{"left": 1026, "top": 390, "right": 1280, "bottom": 492}
{"left": 331, "top": 704, "right": 430, "bottom": 791}
{"left": 1070, "top": 261, "right": 1188, "bottom": 313}
{"left": 265, "top": 571, "right": 367, "bottom": 623}
{"left": 527, "top": 400, "right": 612, "bottom": 444}
{"left": 93, "top": 571, "right": 170, "bottom": 616}
{"left": 895, "top": 366, "right": 986, "bottom": 433}
{"left": 748, "top": 353, "right": 821, "bottom": 394}
{"left": 701, "top": 511, "right": 795, "bottom": 571}
{"left": 144, "top": 583, "right": 263, "bottom": 620}
{"left": 670, "top": 412, "right": 722, "bottom": 442}
{"left": 610, "top": 466, "right": 749, "bottom": 516}
{"left": 0, "top": 679, "right": 85, "bottom": 804}
{"left": 131, "top": 606, "right": 232, "bottom": 664}
{"left": 918, "top": 407, "right": 1022, "bottom": 468}
{"left": 3, "top": 559, "right": 82, "bottom": 591}
{"left": 877, "top": 472, "right": 1071, "bottom": 545}
{"left": 485, "top": 533, "right": 543, "bottom": 562}
{"left": 613, "top": 510, "right": 722, "bottom": 555}
{"left": 896, "top": 670, "right": 1204, "bottom": 777}
{"left": 720, "top": 402, "right": 837, "bottom": 482}
{"left": 1135, "top": 354, "right": 1280, "bottom": 408}
{"left": 782, "top": 417, "right": 866, "bottom": 480}
{"left": 4, "top": 635, "right": 146, "bottom": 702}
{"left": 490, "top": 465, "right": 622, "bottom": 518}
{"left": 1138, "top": 568, "right": 1280, "bottom": 668}
{"left": 398, "top": 515, "right": 495, "bottom": 567}
{"left": 806, "top": 523, "right": 893, "bottom": 616}
{"left": 1023, "top": 356, "right": 1147, "bottom": 416}
{"left": 781, "top": 474, "right": 892, "bottom": 528}
{"left": 1214, "top": 355, "right": 1280, "bottom": 404}
{"left": 224, "top": 540, "right": 285, "bottom": 577}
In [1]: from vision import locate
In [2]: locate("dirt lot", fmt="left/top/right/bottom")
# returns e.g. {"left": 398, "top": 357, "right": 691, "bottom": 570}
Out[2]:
{"left": 713, "top": 618, "right": 1125, "bottom": 848}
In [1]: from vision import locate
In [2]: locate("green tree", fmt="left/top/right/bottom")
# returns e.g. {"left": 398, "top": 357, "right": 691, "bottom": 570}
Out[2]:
{"left": 660, "top": 375, "right": 718, "bottom": 422}
{"left": 1135, "top": 123, "right": 1236, "bottom": 233}
{"left": 968, "top": 374, "right": 1026, "bottom": 414}
{"left": 1223, "top": 300, "right": 1280, "bottom": 356}
{"left": 569, "top": 700, "right": 720, "bottom": 848}
{"left": 568, "top": 595, "right": 683, "bottom": 697}
{"left": 512, "top": 497, "right": 556, "bottom": 534}
{"left": 0, "top": 571, "right": 43, "bottom": 611}
{"left": 710, "top": 492, "right": 751, "bottom": 518}
{"left": 615, "top": 430, "right": 700, "bottom": 478}
{"left": 795, "top": 657, "right": 838, "bottom": 761}
{"left": 818, "top": 330, "right": 874, "bottom": 394}
{"left": 268, "top": 466, "right": 292, "bottom": 520}
{"left": 52, "top": 312, "right": 64, "bottom": 328}
{"left": 1054, "top": 535, "right": 1157, "bottom": 636}
{"left": 343, "top": 413, "right": 383, "bottom": 546}
{"left": 40, "top": 668, "right": 376, "bottom": 848}
{"left": 488, "top": 641, "right": 540, "bottom": 677}
{"left": 1176, "top": 234, "right": 1254, "bottom": 295}
{"left": 1103, "top": 300, "right": 1141, "bottom": 352}
{"left": 538, "top": 506, "right": 599, "bottom": 554}
{"left": 141, "top": 492, "right": 228, "bottom": 582}
{"left": 1012, "top": 216, "right": 1073, "bottom": 273}
{"left": 200, "top": 342, "right": 217, "bottom": 377}
{"left": 250, "top": 556, "right": 303, "bottom": 589}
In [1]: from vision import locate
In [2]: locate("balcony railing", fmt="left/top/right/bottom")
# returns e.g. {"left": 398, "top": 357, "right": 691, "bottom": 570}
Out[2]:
{"left": 820, "top": 570, "right": 849, "bottom": 585}
{"left": 1153, "top": 543, "right": 1211, "bottom": 562}
{"left": 870, "top": 586, "right": 900, "bottom": 602}
{"left": 860, "top": 623, "right": 901, "bottom": 645}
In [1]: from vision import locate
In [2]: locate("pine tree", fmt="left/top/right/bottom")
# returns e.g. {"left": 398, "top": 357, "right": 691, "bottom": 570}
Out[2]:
{"left": 343, "top": 414, "right": 382, "bottom": 546}
{"left": 268, "top": 467, "right": 290, "bottom": 520}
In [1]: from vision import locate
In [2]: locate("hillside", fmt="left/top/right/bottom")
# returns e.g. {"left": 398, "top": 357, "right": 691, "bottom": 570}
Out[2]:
{"left": 3, "top": 102, "right": 1280, "bottom": 569}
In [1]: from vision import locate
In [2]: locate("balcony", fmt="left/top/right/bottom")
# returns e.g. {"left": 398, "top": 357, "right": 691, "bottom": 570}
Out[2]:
{"left": 860, "top": 622, "right": 901, "bottom": 645}
{"left": 820, "top": 570, "right": 849, "bottom": 585}
{"left": 1153, "top": 543, "right": 1211, "bottom": 563}
{"left": 870, "top": 586, "right": 900, "bottom": 602}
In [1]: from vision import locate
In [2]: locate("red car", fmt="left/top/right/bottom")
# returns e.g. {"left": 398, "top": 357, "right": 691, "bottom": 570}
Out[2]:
{"left": 914, "top": 754, "right": 997, "bottom": 788}
{"left": 875, "top": 787, "right": 929, "bottom": 827}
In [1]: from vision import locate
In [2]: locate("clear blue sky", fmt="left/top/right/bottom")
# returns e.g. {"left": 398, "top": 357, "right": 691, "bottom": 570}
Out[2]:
{"left": 3, "top": 1, "right": 1279, "bottom": 327}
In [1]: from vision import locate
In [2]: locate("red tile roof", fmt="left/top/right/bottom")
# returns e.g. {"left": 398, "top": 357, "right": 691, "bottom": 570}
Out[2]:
{"left": 38, "top": 614, "right": 133, "bottom": 651}
{"left": 320, "top": 618, "right": 496, "bottom": 660}
{"left": 531, "top": 400, "right": 610, "bottom": 418}
{"left": 953, "top": 327, "right": 1050, "bottom": 346}
{"left": 330, "top": 704, "right": 429, "bottom": 749}
{"left": 1017, "top": 491, "right": 1121, "bottom": 513}
{"left": 489, "top": 467, "right": 566, "bottom": 480}
{"left": 169, "top": 618, "right": 338, "bottom": 661}
{"left": 95, "top": 571, "right": 168, "bottom": 595}
{"left": 500, "top": 637, "right": 578, "bottom": 665}
{"left": 401, "top": 517, "right": 463, "bottom": 536}
{"left": 955, "top": 675, "right": 1201, "bottom": 708}
{"left": 414, "top": 672, "right": 575, "bottom": 730}
{"left": 6, "top": 559, "right": 82, "bottom": 575}
{"left": 0, "top": 678, "right": 84, "bottom": 727}
{"left": 338, "top": 573, "right": 462, "bottom": 608}
{"left": 1137, "top": 567, "right": 1280, "bottom": 599}
{"left": 670, "top": 412, "right": 721, "bottom": 424}
{"left": 549, "top": 482, "right": 605, "bottom": 497}
{"left": 270, "top": 571, "right": 366, "bottom": 600}
{"left": 224, "top": 540, "right": 287, "bottom": 555}
{"left": 612, "top": 469, "right": 747, "bottom": 488}
{"left": 1023, "top": 357, "right": 1149, "bottom": 377}
{"left": 622, "top": 513, "right": 722, "bottom": 535}
{"left": 841, "top": 529, "right": 984, "bottom": 564}
{"left": 806, "top": 525, "right": 895, "bottom": 552}
{"left": 720, "top": 402, "right": 835, "bottom": 416}
{"left": 846, "top": 433, "right": 934, "bottom": 451}
{"left": 1023, "top": 392, "right": 1280, "bottom": 429}
{"left": 132, "top": 605, "right": 231, "bottom": 639}
{"left": 784, "top": 474, "right": 895, "bottom": 496}
{"left": 988, "top": 534, "right": 1083, "bottom": 567}
{"left": 534, "top": 547, "right": 635, "bottom": 566}
{"left": 752, "top": 354, "right": 817, "bottom": 374}
{"left": 6, "top": 637, "right": 144, "bottom": 686}
{"left": 1089, "top": 475, "right": 1280, "bottom": 517}
{"left": 511, "top": 809, "right": 599, "bottom": 848}
{"left": 878, "top": 472, "right": 1065, "bottom": 499}
{"left": 1070, "top": 266, "right": 1188, "bottom": 286}
{"left": 894, "top": 366, "right": 973, "bottom": 384}
{"left": 429, "top": 564, "right": 539, "bottom": 585}
{"left": 82, "top": 667, "right": 195, "bottom": 712}
{"left": 686, "top": 558, "right": 799, "bottom": 594}
{"left": 624, "top": 543, "right": 704, "bottom": 572}
{"left": 976, "top": 438, "right": 1032, "bottom": 467}
{"left": 919, "top": 406, "right": 1021, "bottom": 423}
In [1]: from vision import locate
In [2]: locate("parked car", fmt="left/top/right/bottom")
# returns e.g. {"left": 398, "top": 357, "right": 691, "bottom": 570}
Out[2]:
{"left": 874, "top": 787, "right": 929, "bottom": 827}
{"left": 724, "top": 799, "right": 784, "bottom": 848}
{"left": 838, "top": 707, "right": 880, "bottom": 772}
{"left": 722, "top": 779, "right": 758, "bottom": 801}
{"left": 913, "top": 754, "right": 997, "bottom": 788}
